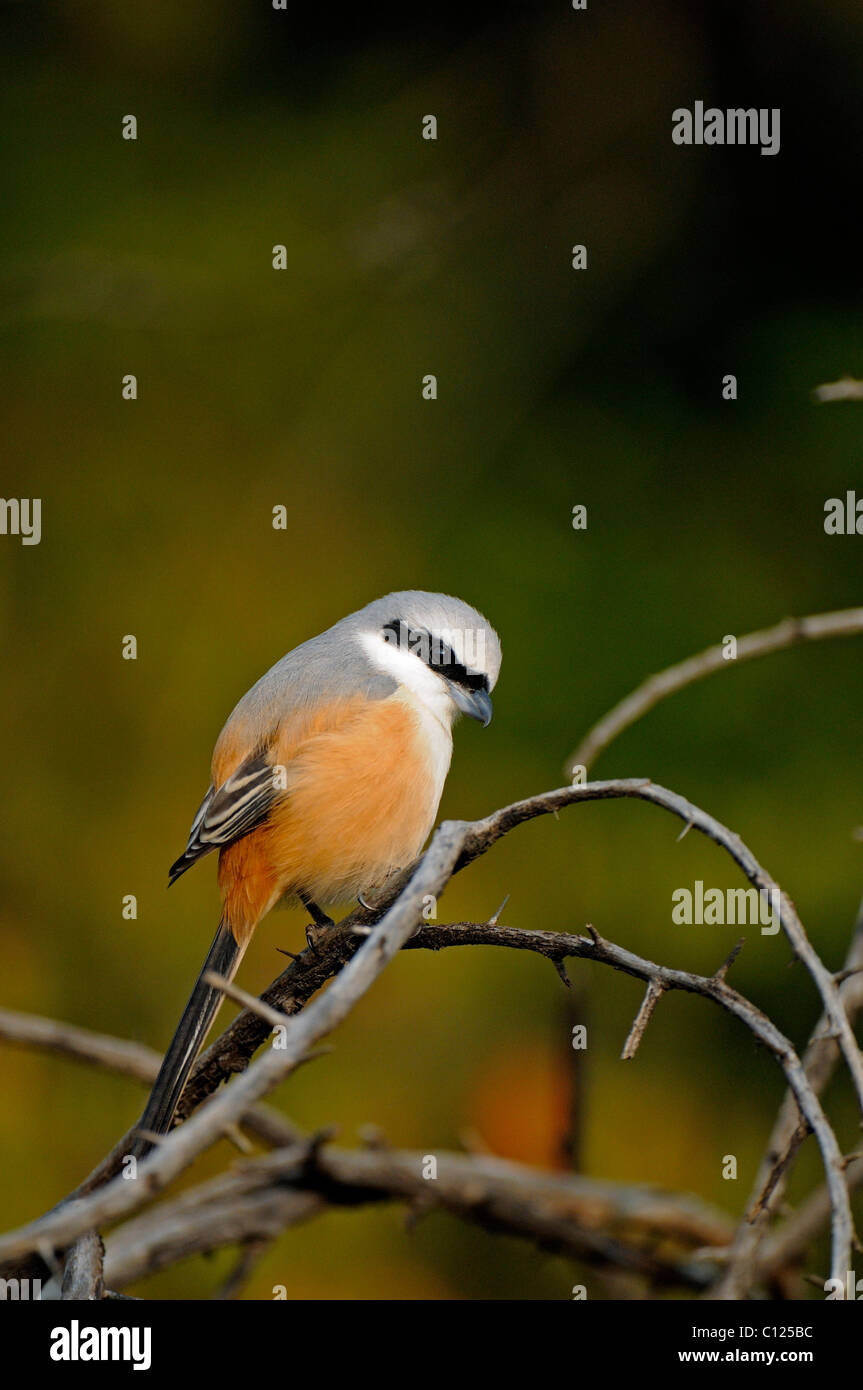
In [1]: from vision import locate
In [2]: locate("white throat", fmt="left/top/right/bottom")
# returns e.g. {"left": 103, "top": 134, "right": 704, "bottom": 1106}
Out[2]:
{"left": 357, "top": 630, "right": 455, "bottom": 733}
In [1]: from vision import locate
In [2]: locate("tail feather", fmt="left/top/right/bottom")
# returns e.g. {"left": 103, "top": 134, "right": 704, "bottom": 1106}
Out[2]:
{"left": 132, "top": 918, "right": 245, "bottom": 1158}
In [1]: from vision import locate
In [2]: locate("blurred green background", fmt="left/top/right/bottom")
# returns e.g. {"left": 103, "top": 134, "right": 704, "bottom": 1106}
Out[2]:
{"left": 1, "top": 0, "right": 862, "bottom": 1298}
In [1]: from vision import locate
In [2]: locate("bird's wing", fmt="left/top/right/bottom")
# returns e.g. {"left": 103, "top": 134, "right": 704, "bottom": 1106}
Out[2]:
{"left": 168, "top": 751, "right": 281, "bottom": 884}
{"left": 168, "top": 631, "right": 398, "bottom": 887}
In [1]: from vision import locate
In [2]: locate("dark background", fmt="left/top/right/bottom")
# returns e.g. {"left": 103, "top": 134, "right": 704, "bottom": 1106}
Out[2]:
{"left": 1, "top": 0, "right": 861, "bottom": 1297}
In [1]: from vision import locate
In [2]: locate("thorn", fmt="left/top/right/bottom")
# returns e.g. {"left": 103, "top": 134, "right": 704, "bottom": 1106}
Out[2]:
{"left": 404, "top": 1195, "right": 434, "bottom": 1231}
{"left": 713, "top": 938, "right": 745, "bottom": 982}
{"left": 835, "top": 965, "right": 863, "bottom": 985}
{"left": 358, "top": 1124, "right": 389, "bottom": 1150}
{"left": 352, "top": 924, "right": 374, "bottom": 938}
{"left": 676, "top": 820, "right": 693, "bottom": 842}
{"left": 458, "top": 1126, "right": 492, "bottom": 1156}
{"left": 276, "top": 946, "right": 301, "bottom": 960}
{"left": 586, "top": 923, "right": 601, "bottom": 946}
{"left": 552, "top": 957, "right": 571, "bottom": 988}
{"left": 222, "top": 1123, "right": 254, "bottom": 1155}
{"left": 488, "top": 893, "right": 510, "bottom": 927}
{"left": 802, "top": 1272, "right": 827, "bottom": 1291}
{"left": 307, "top": 1124, "right": 339, "bottom": 1155}
{"left": 620, "top": 978, "right": 665, "bottom": 1060}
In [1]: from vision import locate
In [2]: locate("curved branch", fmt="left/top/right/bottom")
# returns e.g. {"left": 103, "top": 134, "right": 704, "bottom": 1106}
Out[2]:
{"left": 457, "top": 781, "right": 863, "bottom": 1125}
{"left": 0, "top": 1005, "right": 735, "bottom": 1291}
{"left": 0, "top": 819, "right": 470, "bottom": 1264}
{"left": 3, "top": 780, "right": 857, "bottom": 1290}
{"left": 565, "top": 608, "right": 863, "bottom": 775}
{"left": 0, "top": 1009, "right": 161, "bottom": 1083}
{"left": 103, "top": 1138, "right": 733, "bottom": 1293}
{"left": 0, "top": 1005, "right": 301, "bottom": 1155}
{"left": 405, "top": 918, "right": 854, "bottom": 1284}
{"left": 711, "top": 897, "right": 863, "bottom": 1299}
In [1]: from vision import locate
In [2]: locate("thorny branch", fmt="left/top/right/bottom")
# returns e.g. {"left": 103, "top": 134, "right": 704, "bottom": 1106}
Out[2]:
{"left": 710, "top": 897, "right": 863, "bottom": 1300}
{"left": 566, "top": 606, "right": 863, "bottom": 775}
{"left": 0, "top": 1005, "right": 735, "bottom": 1292}
{"left": 101, "top": 1136, "right": 734, "bottom": 1293}
{"left": 1, "top": 609, "right": 862, "bottom": 1298}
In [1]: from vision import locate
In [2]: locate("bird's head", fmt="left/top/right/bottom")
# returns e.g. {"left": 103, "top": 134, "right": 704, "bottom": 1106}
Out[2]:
{"left": 354, "top": 590, "right": 501, "bottom": 728}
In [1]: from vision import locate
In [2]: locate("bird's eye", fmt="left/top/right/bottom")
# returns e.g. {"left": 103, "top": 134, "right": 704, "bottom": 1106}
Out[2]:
{"left": 382, "top": 619, "right": 487, "bottom": 691}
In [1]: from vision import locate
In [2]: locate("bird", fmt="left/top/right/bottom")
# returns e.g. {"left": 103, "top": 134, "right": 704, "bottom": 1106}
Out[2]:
{"left": 132, "top": 591, "right": 501, "bottom": 1156}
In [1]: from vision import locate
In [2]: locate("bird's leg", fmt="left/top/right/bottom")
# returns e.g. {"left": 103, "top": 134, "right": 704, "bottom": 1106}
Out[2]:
{"left": 300, "top": 894, "right": 334, "bottom": 929}
{"left": 299, "top": 893, "right": 334, "bottom": 953}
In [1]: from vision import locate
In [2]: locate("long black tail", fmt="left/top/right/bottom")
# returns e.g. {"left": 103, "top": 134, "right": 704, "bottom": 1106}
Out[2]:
{"left": 132, "top": 918, "right": 245, "bottom": 1158}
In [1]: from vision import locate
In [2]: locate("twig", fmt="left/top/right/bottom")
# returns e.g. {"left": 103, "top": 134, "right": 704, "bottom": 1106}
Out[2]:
{"left": 813, "top": 378, "right": 863, "bottom": 403}
{"left": 0, "top": 1004, "right": 302, "bottom": 1156}
{"left": 203, "top": 971, "right": 294, "bottom": 1029}
{"left": 403, "top": 918, "right": 855, "bottom": 1282}
{"left": 457, "top": 781, "right": 863, "bottom": 1126}
{"left": 756, "top": 1155, "right": 863, "bottom": 1286}
{"left": 0, "top": 819, "right": 470, "bottom": 1263}
{"left": 60, "top": 1232, "right": 104, "bottom": 1301}
{"left": 0, "top": 1008, "right": 161, "bottom": 1083}
{"left": 565, "top": 609, "right": 863, "bottom": 775}
{"left": 621, "top": 979, "right": 666, "bottom": 1060}
{"left": 102, "top": 1138, "right": 733, "bottom": 1292}
{"left": 711, "top": 896, "right": 863, "bottom": 1299}
{"left": 3, "top": 782, "right": 857, "bottom": 1291}
{"left": 211, "top": 1239, "right": 272, "bottom": 1300}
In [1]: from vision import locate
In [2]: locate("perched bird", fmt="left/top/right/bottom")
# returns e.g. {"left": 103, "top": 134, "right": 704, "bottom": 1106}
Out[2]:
{"left": 132, "top": 591, "right": 501, "bottom": 1155}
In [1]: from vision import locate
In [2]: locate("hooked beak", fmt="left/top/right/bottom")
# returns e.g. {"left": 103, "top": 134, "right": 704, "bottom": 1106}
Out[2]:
{"left": 447, "top": 683, "right": 493, "bottom": 726}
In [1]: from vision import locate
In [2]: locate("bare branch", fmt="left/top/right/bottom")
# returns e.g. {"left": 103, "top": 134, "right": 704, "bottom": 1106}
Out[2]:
{"left": 0, "top": 1004, "right": 302, "bottom": 1156}
{"left": 813, "top": 377, "right": 863, "bottom": 403}
{"left": 102, "top": 1137, "right": 733, "bottom": 1292}
{"left": 565, "top": 608, "right": 863, "bottom": 775}
{"left": 757, "top": 1155, "right": 863, "bottom": 1287}
{"left": 456, "top": 781, "right": 863, "bottom": 1126}
{"left": 621, "top": 979, "right": 666, "bottom": 1060}
{"left": 3, "top": 779, "right": 858, "bottom": 1292}
{"left": 711, "top": 896, "right": 863, "bottom": 1299}
{"left": 404, "top": 917, "right": 855, "bottom": 1282}
{"left": 202, "top": 971, "right": 294, "bottom": 1029}
{"left": 0, "top": 819, "right": 470, "bottom": 1264}
{"left": 0, "top": 1008, "right": 161, "bottom": 1084}
{"left": 211, "top": 1238, "right": 273, "bottom": 1300}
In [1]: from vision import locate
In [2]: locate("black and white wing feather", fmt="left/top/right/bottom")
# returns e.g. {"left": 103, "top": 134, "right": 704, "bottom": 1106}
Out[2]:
{"left": 168, "top": 752, "right": 280, "bottom": 885}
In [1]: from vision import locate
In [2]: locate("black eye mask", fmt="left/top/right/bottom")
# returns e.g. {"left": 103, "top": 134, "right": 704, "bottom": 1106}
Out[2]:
{"left": 382, "top": 619, "right": 490, "bottom": 692}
